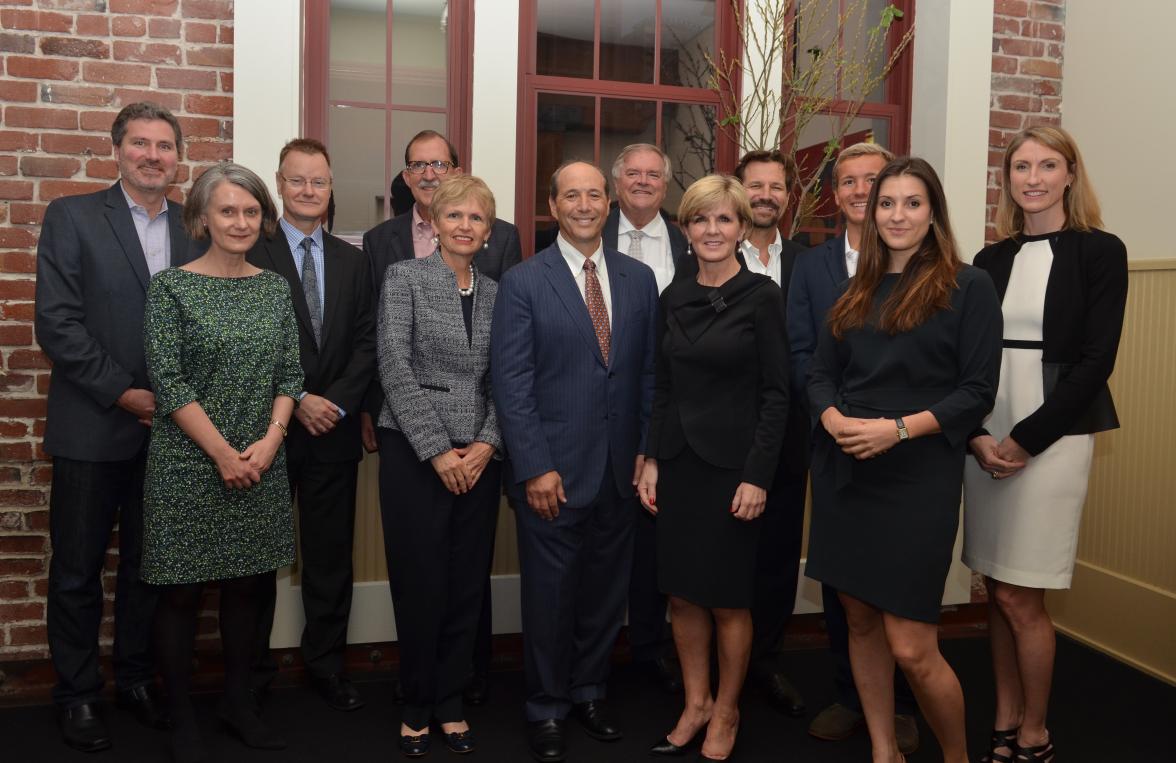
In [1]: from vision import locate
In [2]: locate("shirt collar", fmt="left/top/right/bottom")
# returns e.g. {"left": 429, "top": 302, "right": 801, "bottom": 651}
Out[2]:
{"left": 843, "top": 230, "right": 859, "bottom": 258}
{"left": 618, "top": 209, "right": 666, "bottom": 239}
{"left": 411, "top": 205, "right": 433, "bottom": 238}
{"left": 556, "top": 233, "right": 604, "bottom": 275}
{"left": 278, "top": 217, "right": 323, "bottom": 253}
{"left": 740, "top": 229, "right": 782, "bottom": 261}
{"left": 120, "top": 183, "right": 168, "bottom": 218}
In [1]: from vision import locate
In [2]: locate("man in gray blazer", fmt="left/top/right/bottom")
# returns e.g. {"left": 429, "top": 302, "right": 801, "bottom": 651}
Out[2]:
{"left": 35, "top": 102, "right": 199, "bottom": 752}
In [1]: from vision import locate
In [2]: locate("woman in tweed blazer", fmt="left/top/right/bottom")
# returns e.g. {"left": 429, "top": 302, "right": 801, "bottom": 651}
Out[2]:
{"left": 376, "top": 175, "right": 501, "bottom": 757}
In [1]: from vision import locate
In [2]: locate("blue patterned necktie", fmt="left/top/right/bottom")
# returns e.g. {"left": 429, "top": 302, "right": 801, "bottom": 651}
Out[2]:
{"left": 299, "top": 237, "right": 322, "bottom": 346}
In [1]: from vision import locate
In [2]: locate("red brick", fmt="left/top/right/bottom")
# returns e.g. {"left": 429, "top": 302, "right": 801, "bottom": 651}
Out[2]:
{"left": 0, "top": 556, "right": 41, "bottom": 577}
{"left": 1030, "top": 2, "right": 1063, "bottom": 21}
{"left": 38, "top": 179, "right": 107, "bottom": 201}
{"left": 0, "top": 8, "right": 72, "bottom": 32}
{"left": 0, "top": 370, "right": 34, "bottom": 389}
{"left": 82, "top": 61, "right": 151, "bottom": 85}
{"left": 218, "top": 23, "right": 232, "bottom": 44}
{"left": 0, "top": 601, "right": 44, "bottom": 622}
{"left": 0, "top": 531, "right": 44, "bottom": 551}
{"left": 0, "top": 420, "right": 29, "bottom": 436}
{"left": 185, "top": 142, "right": 232, "bottom": 161}
{"left": 991, "top": 55, "right": 1018, "bottom": 75}
{"left": 176, "top": 115, "right": 222, "bottom": 138}
{"left": 25, "top": 509, "right": 49, "bottom": 532}
{"left": 8, "top": 203, "right": 45, "bottom": 225}
{"left": 156, "top": 67, "right": 216, "bottom": 90}
{"left": 40, "top": 36, "right": 110, "bottom": 59}
{"left": 0, "top": 441, "right": 32, "bottom": 460}
{"left": 41, "top": 132, "right": 112, "bottom": 155}
{"left": 0, "top": 228, "right": 36, "bottom": 247}
{"left": 0, "top": 302, "right": 35, "bottom": 321}
{"left": 187, "top": 45, "right": 231, "bottom": 67}
{"left": 149, "top": 17, "right": 180, "bottom": 38}
{"left": 0, "top": 155, "right": 16, "bottom": 175}
{"left": 7, "top": 623, "right": 48, "bottom": 647}
{"left": 993, "top": 16, "right": 1021, "bottom": 35}
{"left": 0, "top": 31, "right": 35, "bottom": 54}
{"left": 1034, "top": 21, "right": 1064, "bottom": 41}
{"left": 79, "top": 110, "right": 116, "bottom": 132}
{"left": 41, "top": 82, "right": 115, "bottom": 107}
{"left": 36, "top": 377, "right": 51, "bottom": 398}
{"left": 31, "top": 465, "right": 52, "bottom": 484}
{"left": 0, "top": 322, "right": 32, "bottom": 343}
{"left": 113, "top": 88, "right": 182, "bottom": 111}
{"left": 998, "top": 37, "right": 1044, "bottom": 57}
{"left": 996, "top": 94, "right": 1042, "bottom": 112}
{"left": 995, "top": 0, "right": 1029, "bottom": 16}
{"left": 0, "top": 131, "right": 37, "bottom": 152}
{"left": 1042, "top": 96, "right": 1061, "bottom": 114}
{"left": 0, "top": 580, "right": 29, "bottom": 599}
{"left": 5, "top": 55, "right": 79, "bottom": 80}
{"left": 991, "top": 75, "right": 1037, "bottom": 94}
{"left": 0, "top": 467, "right": 23, "bottom": 483}
{"left": 37, "top": 0, "right": 105, "bottom": 9}
{"left": 85, "top": 158, "right": 120, "bottom": 178}
{"left": 1020, "top": 58, "right": 1062, "bottom": 78}
{"left": 0, "top": 249, "right": 33, "bottom": 273}
{"left": 182, "top": 0, "right": 232, "bottom": 20}
{"left": 172, "top": 164, "right": 190, "bottom": 184}
{"left": 219, "top": 72, "right": 232, "bottom": 93}
{"left": 4, "top": 348, "right": 48, "bottom": 369}
{"left": 185, "top": 93, "right": 231, "bottom": 116}
{"left": 112, "top": 15, "right": 146, "bottom": 36}
{"left": 0, "top": 180, "right": 35, "bottom": 200}
{"left": 19, "top": 155, "right": 81, "bottom": 177}
{"left": 76, "top": 13, "right": 109, "bottom": 36}
{"left": 113, "top": 40, "right": 182, "bottom": 64}
{"left": 0, "top": 79, "right": 37, "bottom": 101}
{"left": 184, "top": 20, "right": 215, "bottom": 42}
{"left": 5, "top": 106, "right": 78, "bottom": 130}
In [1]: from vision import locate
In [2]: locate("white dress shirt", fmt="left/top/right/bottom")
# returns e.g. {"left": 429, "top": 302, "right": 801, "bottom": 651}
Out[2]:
{"left": 618, "top": 210, "right": 674, "bottom": 294}
{"left": 740, "top": 230, "right": 784, "bottom": 287}
{"left": 844, "top": 231, "right": 860, "bottom": 277}
{"left": 557, "top": 233, "right": 612, "bottom": 328}
{"left": 120, "top": 185, "right": 171, "bottom": 277}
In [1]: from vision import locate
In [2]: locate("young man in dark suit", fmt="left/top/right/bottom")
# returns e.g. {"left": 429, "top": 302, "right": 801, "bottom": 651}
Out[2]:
{"left": 35, "top": 102, "right": 199, "bottom": 752}
{"left": 787, "top": 142, "right": 919, "bottom": 754}
{"left": 248, "top": 138, "right": 377, "bottom": 713}
{"left": 491, "top": 161, "right": 659, "bottom": 763}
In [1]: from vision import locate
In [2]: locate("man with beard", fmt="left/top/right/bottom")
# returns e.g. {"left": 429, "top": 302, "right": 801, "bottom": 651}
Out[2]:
{"left": 787, "top": 142, "right": 919, "bottom": 754}
{"left": 733, "top": 149, "right": 810, "bottom": 719}
{"left": 35, "top": 102, "right": 199, "bottom": 752}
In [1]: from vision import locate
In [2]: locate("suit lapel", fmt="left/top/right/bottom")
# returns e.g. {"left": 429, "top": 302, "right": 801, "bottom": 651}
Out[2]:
{"left": 105, "top": 183, "right": 150, "bottom": 292}
{"left": 321, "top": 235, "right": 344, "bottom": 346}
{"left": 266, "top": 235, "right": 317, "bottom": 342}
{"left": 165, "top": 195, "right": 193, "bottom": 267}
{"left": 541, "top": 248, "right": 606, "bottom": 366}
{"left": 391, "top": 212, "right": 416, "bottom": 264}
{"left": 603, "top": 207, "right": 620, "bottom": 251}
{"left": 826, "top": 236, "right": 849, "bottom": 284}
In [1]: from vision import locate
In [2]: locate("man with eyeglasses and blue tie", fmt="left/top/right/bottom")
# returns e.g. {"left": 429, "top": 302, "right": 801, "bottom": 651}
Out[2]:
{"left": 248, "top": 138, "right": 377, "bottom": 713}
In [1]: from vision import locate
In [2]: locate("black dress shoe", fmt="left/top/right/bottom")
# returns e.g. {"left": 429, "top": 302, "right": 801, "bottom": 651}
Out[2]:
{"left": 116, "top": 683, "right": 170, "bottom": 730}
{"left": 527, "top": 718, "right": 566, "bottom": 762}
{"left": 399, "top": 731, "right": 430, "bottom": 758}
{"left": 312, "top": 673, "right": 365, "bottom": 712}
{"left": 756, "top": 670, "right": 805, "bottom": 717}
{"left": 572, "top": 700, "right": 622, "bottom": 741}
{"left": 217, "top": 701, "right": 286, "bottom": 750}
{"left": 649, "top": 729, "right": 703, "bottom": 756}
{"left": 443, "top": 728, "right": 476, "bottom": 754}
{"left": 59, "top": 702, "right": 112, "bottom": 753}
{"left": 463, "top": 672, "right": 489, "bottom": 705}
{"left": 637, "top": 655, "right": 684, "bottom": 694}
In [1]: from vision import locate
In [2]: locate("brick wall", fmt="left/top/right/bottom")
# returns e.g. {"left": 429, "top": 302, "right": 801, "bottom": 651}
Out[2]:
{"left": 986, "top": 0, "right": 1065, "bottom": 243}
{"left": 0, "top": 0, "right": 233, "bottom": 662}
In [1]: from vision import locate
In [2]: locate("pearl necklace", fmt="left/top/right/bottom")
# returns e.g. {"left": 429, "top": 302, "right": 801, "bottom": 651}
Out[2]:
{"left": 457, "top": 264, "right": 475, "bottom": 297}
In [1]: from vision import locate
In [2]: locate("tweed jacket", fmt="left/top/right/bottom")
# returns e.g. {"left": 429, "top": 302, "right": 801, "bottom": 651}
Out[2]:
{"left": 377, "top": 251, "right": 501, "bottom": 461}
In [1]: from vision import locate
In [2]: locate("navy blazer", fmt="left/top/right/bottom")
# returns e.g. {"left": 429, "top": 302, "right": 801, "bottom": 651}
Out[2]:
{"left": 490, "top": 243, "right": 659, "bottom": 508}
{"left": 786, "top": 235, "right": 848, "bottom": 399}
{"left": 35, "top": 182, "right": 201, "bottom": 461}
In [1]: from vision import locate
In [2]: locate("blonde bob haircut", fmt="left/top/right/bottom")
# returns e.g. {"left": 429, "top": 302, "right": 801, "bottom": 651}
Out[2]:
{"left": 429, "top": 174, "right": 496, "bottom": 228}
{"left": 996, "top": 125, "right": 1102, "bottom": 239}
{"left": 677, "top": 174, "right": 753, "bottom": 231}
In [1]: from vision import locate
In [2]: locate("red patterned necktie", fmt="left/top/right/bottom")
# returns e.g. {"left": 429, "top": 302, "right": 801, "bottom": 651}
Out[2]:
{"left": 582, "top": 258, "right": 611, "bottom": 360}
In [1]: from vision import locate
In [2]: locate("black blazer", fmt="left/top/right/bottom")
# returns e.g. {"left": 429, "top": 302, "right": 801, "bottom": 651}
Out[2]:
{"left": 247, "top": 229, "right": 377, "bottom": 462}
{"left": 35, "top": 182, "right": 201, "bottom": 461}
{"left": 767, "top": 236, "right": 810, "bottom": 476}
{"left": 972, "top": 228, "right": 1128, "bottom": 456}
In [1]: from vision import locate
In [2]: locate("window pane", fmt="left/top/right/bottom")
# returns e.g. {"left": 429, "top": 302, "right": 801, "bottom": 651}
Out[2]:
{"left": 390, "top": 0, "right": 448, "bottom": 108}
{"left": 600, "top": 97, "right": 657, "bottom": 179}
{"left": 535, "top": 92, "right": 596, "bottom": 216}
{"left": 661, "top": 101, "right": 716, "bottom": 216}
{"left": 660, "top": 0, "right": 715, "bottom": 88}
{"left": 329, "top": 1, "right": 386, "bottom": 103}
{"left": 599, "top": 0, "right": 655, "bottom": 84}
{"left": 537, "top": 0, "right": 595, "bottom": 79}
{"left": 794, "top": 114, "right": 890, "bottom": 240}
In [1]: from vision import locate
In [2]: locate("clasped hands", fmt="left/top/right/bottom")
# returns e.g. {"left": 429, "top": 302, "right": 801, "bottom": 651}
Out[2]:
{"left": 821, "top": 408, "right": 900, "bottom": 460}
{"left": 969, "top": 434, "right": 1030, "bottom": 479}
{"left": 215, "top": 433, "right": 283, "bottom": 490}
{"left": 636, "top": 457, "right": 766, "bottom": 521}
{"left": 431, "top": 442, "right": 496, "bottom": 495}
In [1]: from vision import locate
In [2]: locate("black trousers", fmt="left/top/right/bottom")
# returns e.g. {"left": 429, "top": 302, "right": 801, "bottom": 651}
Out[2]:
{"left": 627, "top": 504, "right": 670, "bottom": 663}
{"left": 379, "top": 429, "right": 501, "bottom": 728}
{"left": 254, "top": 452, "right": 359, "bottom": 685}
{"left": 824, "top": 582, "right": 918, "bottom": 714}
{"left": 47, "top": 452, "right": 157, "bottom": 707}
{"left": 515, "top": 464, "right": 636, "bottom": 721}
{"left": 750, "top": 467, "right": 807, "bottom": 668}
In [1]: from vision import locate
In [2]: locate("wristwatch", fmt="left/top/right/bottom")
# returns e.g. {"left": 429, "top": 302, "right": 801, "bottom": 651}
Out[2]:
{"left": 895, "top": 417, "right": 910, "bottom": 442}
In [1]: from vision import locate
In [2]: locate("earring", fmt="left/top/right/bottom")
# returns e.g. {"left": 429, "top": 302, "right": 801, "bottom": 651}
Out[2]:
{"left": 483, "top": 238, "right": 489, "bottom": 249}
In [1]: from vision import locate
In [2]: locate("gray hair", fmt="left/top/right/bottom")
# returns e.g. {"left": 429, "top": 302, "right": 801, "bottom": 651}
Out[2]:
{"left": 110, "top": 102, "right": 183, "bottom": 155}
{"left": 610, "top": 143, "right": 672, "bottom": 180}
{"left": 183, "top": 162, "right": 279, "bottom": 240}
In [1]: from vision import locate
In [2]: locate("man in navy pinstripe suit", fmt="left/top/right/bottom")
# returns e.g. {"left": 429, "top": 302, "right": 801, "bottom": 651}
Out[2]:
{"left": 491, "top": 161, "right": 659, "bottom": 763}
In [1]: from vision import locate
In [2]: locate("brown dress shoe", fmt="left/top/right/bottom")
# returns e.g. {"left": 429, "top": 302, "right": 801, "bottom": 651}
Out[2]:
{"left": 895, "top": 713, "right": 920, "bottom": 754}
{"left": 808, "top": 702, "right": 864, "bottom": 740}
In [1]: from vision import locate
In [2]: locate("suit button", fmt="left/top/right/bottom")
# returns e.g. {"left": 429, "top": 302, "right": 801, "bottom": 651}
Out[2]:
{"left": 608, "top": 372, "right": 615, "bottom": 378}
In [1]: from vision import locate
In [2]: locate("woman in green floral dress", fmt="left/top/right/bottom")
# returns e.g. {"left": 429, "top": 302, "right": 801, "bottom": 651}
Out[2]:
{"left": 142, "top": 163, "right": 302, "bottom": 763}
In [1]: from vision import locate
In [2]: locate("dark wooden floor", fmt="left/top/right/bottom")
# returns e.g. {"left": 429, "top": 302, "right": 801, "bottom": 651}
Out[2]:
{"left": 3, "top": 635, "right": 1172, "bottom": 762}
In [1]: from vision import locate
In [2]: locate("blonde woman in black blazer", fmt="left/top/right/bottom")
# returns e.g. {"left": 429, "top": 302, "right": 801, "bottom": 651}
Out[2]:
{"left": 376, "top": 175, "right": 502, "bottom": 758}
{"left": 963, "top": 126, "right": 1127, "bottom": 763}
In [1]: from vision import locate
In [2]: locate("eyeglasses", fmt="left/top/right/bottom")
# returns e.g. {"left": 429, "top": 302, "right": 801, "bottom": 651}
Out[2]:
{"left": 280, "top": 175, "right": 331, "bottom": 190}
{"left": 405, "top": 160, "right": 454, "bottom": 175}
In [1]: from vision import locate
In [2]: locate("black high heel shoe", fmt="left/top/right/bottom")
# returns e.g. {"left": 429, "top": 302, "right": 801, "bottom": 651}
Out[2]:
{"left": 399, "top": 729, "right": 430, "bottom": 758}
{"left": 1014, "top": 733, "right": 1054, "bottom": 763}
{"left": 649, "top": 727, "right": 703, "bottom": 757}
{"left": 981, "top": 726, "right": 1020, "bottom": 763}
{"left": 443, "top": 727, "right": 475, "bottom": 754}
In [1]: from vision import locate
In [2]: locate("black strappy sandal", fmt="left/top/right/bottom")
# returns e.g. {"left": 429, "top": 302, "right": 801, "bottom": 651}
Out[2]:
{"left": 981, "top": 727, "right": 1020, "bottom": 763}
{"left": 1014, "top": 736, "right": 1055, "bottom": 762}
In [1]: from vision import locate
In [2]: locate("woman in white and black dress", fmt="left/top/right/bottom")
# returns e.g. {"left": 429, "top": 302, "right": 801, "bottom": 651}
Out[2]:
{"left": 964, "top": 126, "right": 1127, "bottom": 763}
